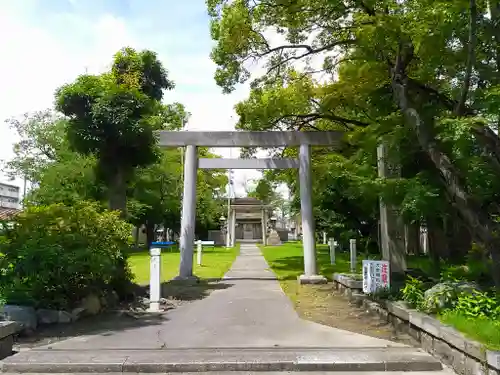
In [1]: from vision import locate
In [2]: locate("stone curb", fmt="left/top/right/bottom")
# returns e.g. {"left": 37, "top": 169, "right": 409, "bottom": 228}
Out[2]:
{"left": 0, "top": 321, "right": 20, "bottom": 360}
{"left": 333, "top": 275, "right": 500, "bottom": 375}
{"left": 0, "top": 347, "right": 442, "bottom": 373}
{"left": 0, "top": 321, "right": 19, "bottom": 339}
{"left": 333, "top": 273, "right": 363, "bottom": 290}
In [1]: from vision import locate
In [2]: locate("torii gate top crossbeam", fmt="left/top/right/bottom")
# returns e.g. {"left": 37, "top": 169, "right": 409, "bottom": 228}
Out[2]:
{"left": 157, "top": 131, "right": 342, "bottom": 147}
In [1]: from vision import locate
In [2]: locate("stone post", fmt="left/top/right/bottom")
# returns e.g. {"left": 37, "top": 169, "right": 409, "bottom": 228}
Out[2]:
{"left": 377, "top": 144, "right": 407, "bottom": 274}
{"left": 322, "top": 231, "right": 327, "bottom": 245}
{"left": 404, "top": 223, "right": 420, "bottom": 255}
{"left": 328, "top": 238, "right": 336, "bottom": 265}
{"left": 226, "top": 209, "right": 231, "bottom": 248}
{"left": 196, "top": 240, "right": 202, "bottom": 266}
{"left": 177, "top": 145, "right": 198, "bottom": 280}
{"left": 298, "top": 144, "right": 326, "bottom": 284}
{"left": 149, "top": 247, "right": 161, "bottom": 312}
{"left": 261, "top": 208, "right": 267, "bottom": 246}
{"left": 230, "top": 207, "right": 236, "bottom": 247}
{"left": 350, "top": 238, "right": 357, "bottom": 273}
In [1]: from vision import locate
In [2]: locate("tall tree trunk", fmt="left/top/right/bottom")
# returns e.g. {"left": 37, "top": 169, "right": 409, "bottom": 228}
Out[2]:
{"left": 391, "top": 72, "right": 500, "bottom": 290}
{"left": 377, "top": 143, "right": 407, "bottom": 275}
{"left": 447, "top": 219, "right": 472, "bottom": 263}
{"left": 108, "top": 168, "right": 127, "bottom": 218}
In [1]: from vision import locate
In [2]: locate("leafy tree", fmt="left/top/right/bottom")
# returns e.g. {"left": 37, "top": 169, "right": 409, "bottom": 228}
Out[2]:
{"left": 247, "top": 178, "right": 278, "bottom": 204}
{"left": 207, "top": 0, "right": 500, "bottom": 288}
{"left": 3, "top": 110, "right": 72, "bottom": 184}
{"left": 55, "top": 47, "right": 174, "bottom": 216}
{"left": 4, "top": 103, "right": 227, "bottom": 248}
{"left": 28, "top": 154, "right": 105, "bottom": 207}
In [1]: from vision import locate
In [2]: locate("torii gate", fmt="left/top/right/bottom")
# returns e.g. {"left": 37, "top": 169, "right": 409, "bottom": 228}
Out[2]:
{"left": 157, "top": 130, "right": 343, "bottom": 284}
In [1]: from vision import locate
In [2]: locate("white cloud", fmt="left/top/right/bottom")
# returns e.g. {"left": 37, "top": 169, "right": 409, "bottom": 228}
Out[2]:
{"left": 0, "top": 1, "right": 267, "bottom": 197}
{"left": 0, "top": 3, "right": 142, "bottom": 190}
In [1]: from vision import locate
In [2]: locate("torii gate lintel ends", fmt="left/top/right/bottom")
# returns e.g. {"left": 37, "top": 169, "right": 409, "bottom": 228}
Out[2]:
{"left": 165, "top": 131, "right": 341, "bottom": 285}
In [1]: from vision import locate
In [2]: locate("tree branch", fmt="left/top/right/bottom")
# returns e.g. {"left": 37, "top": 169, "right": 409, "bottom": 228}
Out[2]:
{"left": 273, "top": 112, "right": 368, "bottom": 130}
{"left": 261, "top": 40, "right": 356, "bottom": 73}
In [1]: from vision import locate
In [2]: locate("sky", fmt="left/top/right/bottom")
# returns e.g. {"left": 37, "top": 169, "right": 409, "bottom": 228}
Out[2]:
{"left": 0, "top": 0, "right": 275, "bottom": 197}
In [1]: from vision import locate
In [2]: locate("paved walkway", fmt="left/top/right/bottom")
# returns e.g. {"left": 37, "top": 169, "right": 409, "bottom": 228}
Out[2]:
{"left": 41, "top": 244, "right": 404, "bottom": 350}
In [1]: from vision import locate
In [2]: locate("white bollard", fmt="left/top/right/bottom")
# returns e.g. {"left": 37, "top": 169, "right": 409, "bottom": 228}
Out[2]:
{"left": 149, "top": 247, "right": 161, "bottom": 312}
{"left": 328, "top": 238, "right": 336, "bottom": 264}
{"left": 349, "top": 239, "right": 357, "bottom": 273}
{"left": 196, "top": 240, "right": 202, "bottom": 266}
{"left": 323, "top": 231, "right": 327, "bottom": 245}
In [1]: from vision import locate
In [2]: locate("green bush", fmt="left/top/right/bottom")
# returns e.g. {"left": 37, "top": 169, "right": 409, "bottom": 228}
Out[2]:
{"left": 453, "top": 290, "right": 500, "bottom": 320}
{"left": 401, "top": 276, "right": 426, "bottom": 309}
{"left": 0, "top": 202, "right": 133, "bottom": 310}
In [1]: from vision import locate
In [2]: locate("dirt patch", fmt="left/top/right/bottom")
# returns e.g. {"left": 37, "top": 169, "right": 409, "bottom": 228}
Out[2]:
{"left": 283, "top": 281, "right": 417, "bottom": 346}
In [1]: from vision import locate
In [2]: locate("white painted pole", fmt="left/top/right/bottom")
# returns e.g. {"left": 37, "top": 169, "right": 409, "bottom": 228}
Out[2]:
{"left": 149, "top": 247, "right": 161, "bottom": 312}
{"left": 231, "top": 208, "right": 236, "bottom": 247}
{"left": 350, "top": 239, "right": 357, "bottom": 273}
{"left": 226, "top": 148, "right": 233, "bottom": 248}
{"left": 197, "top": 240, "right": 202, "bottom": 266}
{"left": 226, "top": 188, "right": 231, "bottom": 248}
{"left": 262, "top": 209, "right": 268, "bottom": 246}
{"left": 178, "top": 145, "right": 198, "bottom": 278}
{"left": 323, "top": 231, "right": 327, "bottom": 245}
{"left": 299, "top": 143, "right": 317, "bottom": 277}
{"left": 329, "top": 238, "right": 336, "bottom": 265}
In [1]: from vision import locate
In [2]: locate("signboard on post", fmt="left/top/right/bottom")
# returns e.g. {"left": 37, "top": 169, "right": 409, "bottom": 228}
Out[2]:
{"left": 362, "top": 260, "right": 390, "bottom": 294}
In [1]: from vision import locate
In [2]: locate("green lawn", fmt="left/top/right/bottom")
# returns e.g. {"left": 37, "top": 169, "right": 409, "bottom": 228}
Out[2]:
{"left": 260, "top": 241, "right": 379, "bottom": 302}
{"left": 260, "top": 241, "right": 378, "bottom": 281}
{"left": 128, "top": 244, "right": 240, "bottom": 285}
{"left": 439, "top": 311, "right": 500, "bottom": 351}
{"left": 262, "top": 242, "right": 500, "bottom": 350}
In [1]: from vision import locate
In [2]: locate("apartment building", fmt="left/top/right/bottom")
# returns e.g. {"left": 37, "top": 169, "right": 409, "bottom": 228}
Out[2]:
{"left": 0, "top": 182, "right": 20, "bottom": 209}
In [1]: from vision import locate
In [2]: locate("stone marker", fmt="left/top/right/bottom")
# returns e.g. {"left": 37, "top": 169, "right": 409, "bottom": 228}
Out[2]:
{"left": 149, "top": 247, "right": 161, "bottom": 312}
{"left": 328, "top": 238, "right": 336, "bottom": 264}
{"left": 195, "top": 240, "right": 215, "bottom": 266}
{"left": 267, "top": 229, "right": 282, "bottom": 246}
{"left": 196, "top": 240, "right": 203, "bottom": 266}
{"left": 350, "top": 238, "right": 357, "bottom": 273}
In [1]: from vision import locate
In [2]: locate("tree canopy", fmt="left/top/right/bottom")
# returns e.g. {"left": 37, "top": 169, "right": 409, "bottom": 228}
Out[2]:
{"left": 55, "top": 47, "right": 175, "bottom": 215}
{"left": 4, "top": 47, "right": 228, "bottom": 248}
{"left": 208, "top": 0, "right": 500, "bottom": 288}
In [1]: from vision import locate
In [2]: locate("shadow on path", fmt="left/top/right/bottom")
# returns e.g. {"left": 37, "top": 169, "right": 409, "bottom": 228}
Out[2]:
{"left": 14, "top": 310, "right": 166, "bottom": 350}
{"left": 14, "top": 279, "right": 234, "bottom": 351}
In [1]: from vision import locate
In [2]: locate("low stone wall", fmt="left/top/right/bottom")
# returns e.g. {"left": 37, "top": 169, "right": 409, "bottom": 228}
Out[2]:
{"left": 208, "top": 230, "right": 224, "bottom": 246}
{"left": 333, "top": 273, "right": 500, "bottom": 375}
{"left": 0, "top": 321, "right": 18, "bottom": 360}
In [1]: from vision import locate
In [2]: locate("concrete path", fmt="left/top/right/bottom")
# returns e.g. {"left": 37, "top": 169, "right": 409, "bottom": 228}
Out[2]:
{"left": 1, "top": 244, "right": 449, "bottom": 373}
{"left": 42, "top": 244, "right": 403, "bottom": 350}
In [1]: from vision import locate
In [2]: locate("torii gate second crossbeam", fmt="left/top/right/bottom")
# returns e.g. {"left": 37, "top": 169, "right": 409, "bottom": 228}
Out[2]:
{"left": 157, "top": 130, "right": 343, "bottom": 284}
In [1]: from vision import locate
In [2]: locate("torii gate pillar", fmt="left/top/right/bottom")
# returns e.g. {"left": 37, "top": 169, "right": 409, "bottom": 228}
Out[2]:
{"left": 158, "top": 131, "right": 343, "bottom": 284}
